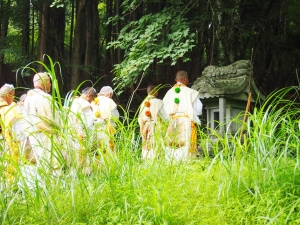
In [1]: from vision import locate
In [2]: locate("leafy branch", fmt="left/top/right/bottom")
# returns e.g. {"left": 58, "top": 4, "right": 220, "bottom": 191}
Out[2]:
{"left": 107, "top": 7, "right": 195, "bottom": 94}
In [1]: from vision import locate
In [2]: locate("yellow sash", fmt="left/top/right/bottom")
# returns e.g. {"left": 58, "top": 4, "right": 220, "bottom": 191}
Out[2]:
{"left": 190, "top": 121, "right": 197, "bottom": 153}
{"left": 167, "top": 114, "right": 197, "bottom": 152}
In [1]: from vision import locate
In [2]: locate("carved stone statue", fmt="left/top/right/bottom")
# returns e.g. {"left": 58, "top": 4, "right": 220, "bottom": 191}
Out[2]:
{"left": 192, "top": 60, "right": 263, "bottom": 101}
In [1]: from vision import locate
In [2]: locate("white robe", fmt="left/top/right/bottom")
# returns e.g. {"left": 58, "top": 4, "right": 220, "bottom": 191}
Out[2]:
{"left": 163, "top": 83, "right": 203, "bottom": 162}
{"left": 23, "top": 89, "right": 60, "bottom": 170}
{"left": 68, "top": 96, "right": 95, "bottom": 166}
{"left": 69, "top": 97, "right": 94, "bottom": 138}
{"left": 92, "top": 96, "right": 119, "bottom": 154}
{"left": 138, "top": 95, "right": 168, "bottom": 159}
{"left": 11, "top": 104, "right": 32, "bottom": 160}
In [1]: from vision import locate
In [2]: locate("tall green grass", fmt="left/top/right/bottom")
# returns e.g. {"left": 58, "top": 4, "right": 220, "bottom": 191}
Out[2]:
{"left": 1, "top": 58, "right": 300, "bottom": 224}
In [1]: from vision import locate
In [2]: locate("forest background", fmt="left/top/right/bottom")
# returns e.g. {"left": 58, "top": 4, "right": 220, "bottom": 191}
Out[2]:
{"left": 0, "top": 0, "right": 300, "bottom": 108}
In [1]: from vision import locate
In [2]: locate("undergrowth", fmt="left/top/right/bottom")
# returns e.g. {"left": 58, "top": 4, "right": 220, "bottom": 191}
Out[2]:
{"left": 1, "top": 59, "right": 300, "bottom": 224}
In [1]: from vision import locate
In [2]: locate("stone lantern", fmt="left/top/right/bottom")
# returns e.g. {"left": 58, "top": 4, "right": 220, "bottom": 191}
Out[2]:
{"left": 191, "top": 60, "right": 265, "bottom": 136}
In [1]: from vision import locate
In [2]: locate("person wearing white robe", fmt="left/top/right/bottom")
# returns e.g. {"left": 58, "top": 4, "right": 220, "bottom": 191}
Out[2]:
{"left": 23, "top": 72, "right": 61, "bottom": 174}
{"left": 68, "top": 87, "right": 97, "bottom": 171}
{"left": 92, "top": 86, "right": 119, "bottom": 155}
{"left": 0, "top": 84, "right": 20, "bottom": 183}
{"left": 11, "top": 94, "right": 35, "bottom": 163}
{"left": 163, "top": 70, "right": 203, "bottom": 162}
{"left": 138, "top": 85, "right": 168, "bottom": 160}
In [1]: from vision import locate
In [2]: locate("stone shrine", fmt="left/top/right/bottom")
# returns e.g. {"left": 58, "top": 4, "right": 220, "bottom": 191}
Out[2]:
{"left": 192, "top": 60, "right": 265, "bottom": 135}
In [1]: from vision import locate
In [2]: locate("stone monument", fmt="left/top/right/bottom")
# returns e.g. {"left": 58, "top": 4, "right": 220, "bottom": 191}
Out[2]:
{"left": 192, "top": 60, "right": 265, "bottom": 135}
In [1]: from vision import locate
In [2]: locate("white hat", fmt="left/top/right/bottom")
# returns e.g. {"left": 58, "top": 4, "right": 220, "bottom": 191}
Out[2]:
{"left": 98, "top": 86, "right": 113, "bottom": 96}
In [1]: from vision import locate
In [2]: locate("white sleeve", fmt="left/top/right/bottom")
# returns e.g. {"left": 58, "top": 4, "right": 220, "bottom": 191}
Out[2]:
{"left": 193, "top": 97, "right": 203, "bottom": 116}
{"left": 158, "top": 105, "right": 169, "bottom": 120}
{"left": 111, "top": 107, "right": 119, "bottom": 120}
{"left": 82, "top": 107, "right": 94, "bottom": 130}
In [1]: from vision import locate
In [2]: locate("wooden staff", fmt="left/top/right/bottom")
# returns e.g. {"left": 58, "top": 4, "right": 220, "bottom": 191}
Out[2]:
{"left": 240, "top": 49, "right": 254, "bottom": 141}
{"left": 239, "top": 92, "right": 252, "bottom": 141}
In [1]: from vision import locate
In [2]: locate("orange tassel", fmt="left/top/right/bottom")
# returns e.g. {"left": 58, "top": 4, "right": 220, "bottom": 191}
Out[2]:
{"left": 145, "top": 110, "right": 151, "bottom": 117}
{"left": 144, "top": 101, "right": 150, "bottom": 107}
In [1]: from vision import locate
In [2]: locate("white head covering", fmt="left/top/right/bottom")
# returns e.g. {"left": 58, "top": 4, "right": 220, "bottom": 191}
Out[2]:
{"left": 98, "top": 86, "right": 113, "bottom": 97}
{"left": 0, "top": 83, "right": 14, "bottom": 96}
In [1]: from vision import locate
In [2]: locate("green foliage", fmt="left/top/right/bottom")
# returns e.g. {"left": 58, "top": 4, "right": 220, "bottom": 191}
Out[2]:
{"left": 286, "top": 0, "right": 300, "bottom": 47}
{"left": 50, "top": 0, "right": 65, "bottom": 8}
{"left": 120, "top": 0, "right": 185, "bottom": 14}
{"left": 108, "top": 7, "right": 195, "bottom": 94}
{"left": 0, "top": 32, "right": 30, "bottom": 66}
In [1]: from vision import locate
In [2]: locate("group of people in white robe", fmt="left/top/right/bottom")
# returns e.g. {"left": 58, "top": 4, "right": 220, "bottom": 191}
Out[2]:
{"left": 0, "top": 72, "right": 120, "bottom": 183}
{"left": 67, "top": 85, "right": 119, "bottom": 174}
{"left": 0, "top": 70, "right": 203, "bottom": 184}
{"left": 138, "top": 70, "right": 203, "bottom": 161}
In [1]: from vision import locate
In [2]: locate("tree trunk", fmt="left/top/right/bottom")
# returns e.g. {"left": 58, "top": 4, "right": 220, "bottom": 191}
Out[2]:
{"left": 21, "top": 1, "right": 30, "bottom": 57}
{"left": 0, "top": 0, "right": 11, "bottom": 84}
{"left": 69, "top": 0, "right": 75, "bottom": 62}
{"left": 105, "top": 0, "right": 113, "bottom": 77}
{"left": 49, "top": 7, "right": 66, "bottom": 94}
{"left": 115, "top": 0, "right": 121, "bottom": 64}
{"left": 228, "top": 0, "right": 241, "bottom": 62}
{"left": 37, "top": 0, "right": 50, "bottom": 71}
{"left": 210, "top": 0, "right": 242, "bottom": 65}
{"left": 66, "top": 0, "right": 75, "bottom": 92}
{"left": 48, "top": 7, "right": 65, "bottom": 63}
{"left": 71, "top": 0, "right": 99, "bottom": 90}
{"left": 211, "top": 0, "right": 226, "bottom": 65}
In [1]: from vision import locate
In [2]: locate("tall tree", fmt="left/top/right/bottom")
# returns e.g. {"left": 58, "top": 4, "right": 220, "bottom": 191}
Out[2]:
{"left": 37, "top": 0, "right": 50, "bottom": 69}
{"left": 209, "top": 0, "right": 242, "bottom": 65}
{"left": 14, "top": 0, "right": 31, "bottom": 58}
{"left": 0, "top": 0, "right": 11, "bottom": 84}
{"left": 71, "top": 0, "right": 99, "bottom": 90}
{"left": 36, "top": 0, "right": 65, "bottom": 70}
